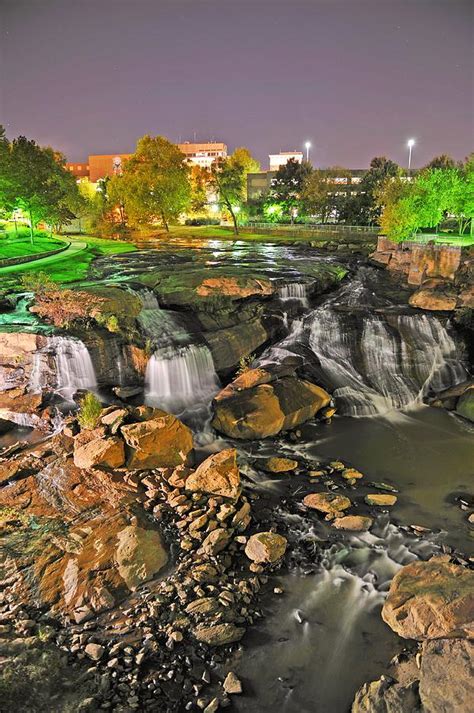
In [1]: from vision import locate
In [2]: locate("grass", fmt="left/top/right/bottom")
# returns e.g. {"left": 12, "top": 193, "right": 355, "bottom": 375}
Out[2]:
{"left": 0, "top": 230, "right": 66, "bottom": 259}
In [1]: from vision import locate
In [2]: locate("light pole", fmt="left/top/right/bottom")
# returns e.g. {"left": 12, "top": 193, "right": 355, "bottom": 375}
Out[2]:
{"left": 305, "top": 141, "right": 311, "bottom": 163}
{"left": 407, "top": 138, "right": 415, "bottom": 176}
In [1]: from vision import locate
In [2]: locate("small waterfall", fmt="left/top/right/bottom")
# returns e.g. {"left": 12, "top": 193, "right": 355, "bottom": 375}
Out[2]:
{"left": 29, "top": 336, "right": 97, "bottom": 401}
{"left": 145, "top": 344, "right": 220, "bottom": 414}
{"left": 135, "top": 287, "right": 191, "bottom": 347}
{"left": 278, "top": 282, "right": 309, "bottom": 306}
{"left": 308, "top": 310, "right": 467, "bottom": 416}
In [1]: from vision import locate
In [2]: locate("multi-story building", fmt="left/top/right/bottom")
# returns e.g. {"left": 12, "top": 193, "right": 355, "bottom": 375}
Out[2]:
{"left": 247, "top": 168, "right": 367, "bottom": 201}
{"left": 177, "top": 141, "right": 227, "bottom": 168}
{"left": 268, "top": 151, "right": 303, "bottom": 172}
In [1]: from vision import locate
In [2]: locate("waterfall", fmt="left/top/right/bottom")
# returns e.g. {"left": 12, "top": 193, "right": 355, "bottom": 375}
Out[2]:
{"left": 145, "top": 344, "right": 220, "bottom": 414}
{"left": 135, "top": 287, "right": 191, "bottom": 347}
{"left": 29, "top": 336, "right": 97, "bottom": 401}
{"left": 308, "top": 310, "right": 467, "bottom": 416}
{"left": 278, "top": 282, "right": 309, "bottom": 306}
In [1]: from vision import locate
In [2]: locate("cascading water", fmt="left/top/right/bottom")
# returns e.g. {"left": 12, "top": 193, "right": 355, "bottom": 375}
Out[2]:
{"left": 145, "top": 344, "right": 220, "bottom": 415}
{"left": 308, "top": 310, "right": 467, "bottom": 416}
{"left": 29, "top": 336, "right": 98, "bottom": 401}
{"left": 278, "top": 282, "right": 309, "bottom": 306}
{"left": 135, "top": 287, "right": 191, "bottom": 347}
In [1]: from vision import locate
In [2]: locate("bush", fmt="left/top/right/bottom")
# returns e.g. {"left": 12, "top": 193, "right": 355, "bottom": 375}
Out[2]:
{"left": 77, "top": 392, "right": 102, "bottom": 430}
{"left": 29, "top": 289, "right": 105, "bottom": 328}
{"left": 20, "top": 271, "right": 57, "bottom": 293}
{"left": 236, "top": 353, "right": 255, "bottom": 376}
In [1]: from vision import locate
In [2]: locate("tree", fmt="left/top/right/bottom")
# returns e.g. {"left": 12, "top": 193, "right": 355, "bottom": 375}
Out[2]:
{"left": 210, "top": 147, "right": 259, "bottom": 234}
{"left": 267, "top": 158, "right": 312, "bottom": 221}
{"left": 3, "top": 137, "right": 79, "bottom": 242}
{"left": 424, "top": 154, "right": 456, "bottom": 170}
{"left": 189, "top": 165, "right": 212, "bottom": 213}
{"left": 119, "top": 135, "right": 191, "bottom": 231}
{"left": 301, "top": 166, "right": 351, "bottom": 222}
{"left": 378, "top": 177, "right": 419, "bottom": 242}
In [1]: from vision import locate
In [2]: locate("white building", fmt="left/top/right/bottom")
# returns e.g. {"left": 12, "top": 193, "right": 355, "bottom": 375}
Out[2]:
{"left": 178, "top": 142, "right": 227, "bottom": 168}
{"left": 269, "top": 151, "right": 303, "bottom": 171}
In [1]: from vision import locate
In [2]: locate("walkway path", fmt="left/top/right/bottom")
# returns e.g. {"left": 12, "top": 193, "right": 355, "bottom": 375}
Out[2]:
{"left": 0, "top": 239, "right": 88, "bottom": 275}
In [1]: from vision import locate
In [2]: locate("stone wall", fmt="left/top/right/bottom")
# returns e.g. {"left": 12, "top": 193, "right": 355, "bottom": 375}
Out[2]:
{"left": 371, "top": 237, "right": 462, "bottom": 285}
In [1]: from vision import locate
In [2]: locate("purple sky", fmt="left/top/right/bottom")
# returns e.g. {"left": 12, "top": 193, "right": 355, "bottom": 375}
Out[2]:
{"left": 1, "top": 0, "right": 473, "bottom": 169}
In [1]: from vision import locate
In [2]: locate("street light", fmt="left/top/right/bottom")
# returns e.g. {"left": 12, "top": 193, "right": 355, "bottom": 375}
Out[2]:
{"left": 407, "top": 138, "right": 415, "bottom": 176}
{"left": 305, "top": 141, "right": 311, "bottom": 163}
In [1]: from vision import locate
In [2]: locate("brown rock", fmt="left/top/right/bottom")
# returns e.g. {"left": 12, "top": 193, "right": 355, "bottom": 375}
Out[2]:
{"left": 419, "top": 638, "right": 474, "bottom": 713}
{"left": 200, "top": 528, "right": 231, "bottom": 556}
{"left": 409, "top": 288, "right": 457, "bottom": 311}
{"left": 115, "top": 525, "right": 168, "bottom": 591}
{"left": 245, "top": 532, "right": 287, "bottom": 563}
{"left": 196, "top": 276, "right": 273, "bottom": 299}
{"left": 382, "top": 556, "right": 474, "bottom": 640}
{"left": 352, "top": 678, "right": 421, "bottom": 713}
{"left": 121, "top": 411, "right": 193, "bottom": 469}
{"left": 185, "top": 597, "right": 220, "bottom": 615}
{"left": 85, "top": 643, "right": 105, "bottom": 661}
{"left": 365, "top": 494, "right": 397, "bottom": 506}
{"left": 194, "top": 623, "right": 245, "bottom": 646}
{"left": 223, "top": 671, "right": 243, "bottom": 695}
{"left": 186, "top": 449, "right": 240, "bottom": 500}
{"left": 261, "top": 457, "right": 298, "bottom": 473}
{"left": 303, "top": 492, "right": 352, "bottom": 513}
{"left": 331, "top": 515, "right": 373, "bottom": 532}
{"left": 73, "top": 436, "right": 125, "bottom": 470}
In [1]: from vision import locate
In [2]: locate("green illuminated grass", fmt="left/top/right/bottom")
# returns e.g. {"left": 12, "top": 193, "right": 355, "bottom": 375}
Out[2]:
{"left": 0, "top": 232, "right": 65, "bottom": 260}
{"left": 42, "top": 235, "right": 136, "bottom": 283}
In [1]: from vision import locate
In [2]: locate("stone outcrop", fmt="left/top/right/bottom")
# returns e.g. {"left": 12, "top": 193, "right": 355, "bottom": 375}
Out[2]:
{"left": 212, "top": 367, "right": 331, "bottom": 439}
{"left": 371, "top": 237, "right": 462, "bottom": 286}
{"left": 409, "top": 286, "right": 457, "bottom": 311}
{"left": 381, "top": 556, "right": 474, "bottom": 640}
{"left": 456, "top": 386, "right": 474, "bottom": 422}
{"left": 196, "top": 276, "right": 274, "bottom": 299}
{"left": 121, "top": 410, "right": 193, "bottom": 469}
{"left": 185, "top": 448, "right": 241, "bottom": 500}
{"left": 204, "top": 318, "right": 269, "bottom": 373}
{"left": 419, "top": 638, "right": 474, "bottom": 712}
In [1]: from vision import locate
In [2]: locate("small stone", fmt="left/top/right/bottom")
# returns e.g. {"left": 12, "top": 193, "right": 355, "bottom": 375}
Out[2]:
{"left": 303, "top": 492, "right": 351, "bottom": 513}
{"left": 245, "top": 532, "right": 287, "bottom": 564}
{"left": 223, "top": 671, "right": 242, "bottom": 695}
{"left": 331, "top": 515, "right": 373, "bottom": 532}
{"left": 365, "top": 494, "right": 397, "bottom": 506}
{"left": 204, "top": 698, "right": 220, "bottom": 713}
{"left": 194, "top": 623, "right": 245, "bottom": 646}
{"left": 341, "top": 468, "right": 364, "bottom": 480}
{"left": 261, "top": 457, "right": 298, "bottom": 473}
{"left": 85, "top": 643, "right": 105, "bottom": 661}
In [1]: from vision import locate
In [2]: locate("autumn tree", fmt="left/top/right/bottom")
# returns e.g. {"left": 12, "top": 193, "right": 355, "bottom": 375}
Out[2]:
{"left": 119, "top": 135, "right": 191, "bottom": 231}
{"left": 301, "top": 166, "right": 351, "bottom": 222}
{"left": 210, "top": 147, "right": 259, "bottom": 234}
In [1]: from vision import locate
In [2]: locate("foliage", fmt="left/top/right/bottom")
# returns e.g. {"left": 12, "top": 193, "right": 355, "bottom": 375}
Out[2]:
{"left": 424, "top": 154, "right": 456, "bottom": 170}
{"left": 210, "top": 147, "right": 260, "bottom": 234}
{"left": 0, "top": 127, "right": 80, "bottom": 241}
{"left": 379, "top": 158, "right": 474, "bottom": 241}
{"left": 185, "top": 217, "right": 220, "bottom": 226}
{"left": 29, "top": 289, "right": 105, "bottom": 328}
{"left": 301, "top": 166, "right": 351, "bottom": 222}
{"left": 267, "top": 158, "right": 312, "bottom": 221}
{"left": 77, "top": 391, "right": 103, "bottom": 430}
{"left": 20, "top": 271, "right": 57, "bottom": 293}
{"left": 189, "top": 165, "right": 213, "bottom": 213}
{"left": 236, "top": 352, "right": 255, "bottom": 376}
{"left": 119, "top": 135, "right": 191, "bottom": 231}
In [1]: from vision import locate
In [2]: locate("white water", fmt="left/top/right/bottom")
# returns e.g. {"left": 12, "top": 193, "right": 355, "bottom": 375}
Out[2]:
{"left": 29, "top": 336, "right": 97, "bottom": 401}
{"left": 278, "top": 282, "right": 309, "bottom": 306}
{"left": 145, "top": 344, "right": 220, "bottom": 414}
{"left": 308, "top": 311, "right": 467, "bottom": 416}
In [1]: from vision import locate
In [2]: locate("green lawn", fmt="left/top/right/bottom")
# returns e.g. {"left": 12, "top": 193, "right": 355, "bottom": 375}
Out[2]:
{"left": 0, "top": 233, "right": 66, "bottom": 260}
{"left": 42, "top": 235, "right": 136, "bottom": 283}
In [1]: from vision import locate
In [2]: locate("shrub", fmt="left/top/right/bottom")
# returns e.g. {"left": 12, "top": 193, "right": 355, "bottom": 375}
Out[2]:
{"left": 236, "top": 353, "right": 255, "bottom": 376}
{"left": 29, "top": 289, "right": 105, "bottom": 328}
{"left": 77, "top": 392, "right": 102, "bottom": 430}
{"left": 20, "top": 271, "right": 57, "bottom": 293}
{"left": 184, "top": 217, "right": 220, "bottom": 226}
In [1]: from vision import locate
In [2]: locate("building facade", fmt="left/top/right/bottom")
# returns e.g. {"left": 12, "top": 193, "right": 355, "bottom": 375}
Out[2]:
{"left": 177, "top": 142, "right": 227, "bottom": 168}
{"left": 268, "top": 151, "right": 303, "bottom": 171}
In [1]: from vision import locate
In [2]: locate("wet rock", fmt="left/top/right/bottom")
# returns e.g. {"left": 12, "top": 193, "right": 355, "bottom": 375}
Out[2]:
{"left": 365, "top": 494, "right": 397, "bottom": 506}
{"left": 409, "top": 287, "right": 457, "bottom": 311}
{"left": 352, "top": 677, "right": 421, "bottom": 713}
{"left": 382, "top": 556, "right": 474, "bottom": 640}
{"left": 261, "top": 457, "right": 298, "bottom": 473}
{"left": 341, "top": 467, "right": 364, "bottom": 480}
{"left": 303, "top": 492, "right": 352, "bottom": 514}
{"left": 212, "top": 374, "right": 331, "bottom": 439}
{"left": 121, "top": 411, "right": 193, "bottom": 469}
{"left": 456, "top": 386, "right": 474, "bottom": 423}
{"left": 194, "top": 623, "right": 245, "bottom": 646}
{"left": 196, "top": 276, "right": 274, "bottom": 299}
{"left": 223, "top": 671, "right": 242, "bottom": 695}
{"left": 185, "top": 449, "right": 240, "bottom": 500}
{"left": 73, "top": 436, "right": 125, "bottom": 470}
{"left": 331, "top": 515, "right": 373, "bottom": 532}
{"left": 419, "top": 638, "right": 474, "bottom": 712}
{"left": 245, "top": 532, "right": 287, "bottom": 564}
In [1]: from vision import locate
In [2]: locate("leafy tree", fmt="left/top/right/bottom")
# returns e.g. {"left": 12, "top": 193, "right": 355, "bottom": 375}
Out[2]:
{"left": 301, "top": 166, "right": 351, "bottom": 222}
{"left": 1, "top": 136, "right": 79, "bottom": 242}
{"left": 119, "top": 135, "right": 191, "bottom": 231}
{"left": 210, "top": 147, "right": 259, "bottom": 234}
{"left": 267, "top": 158, "right": 312, "bottom": 221}
{"left": 451, "top": 154, "right": 474, "bottom": 235}
{"left": 189, "top": 165, "right": 212, "bottom": 213}
{"left": 378, "top": 177, "right": 419, "bottom": 242}
{"left": 424, "top": 154, "right": 456, "bottom": 170}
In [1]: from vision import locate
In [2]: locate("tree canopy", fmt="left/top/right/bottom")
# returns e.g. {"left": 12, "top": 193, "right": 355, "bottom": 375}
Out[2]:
{"left": 210, "top": 147, "right": 259, "bottom": 234}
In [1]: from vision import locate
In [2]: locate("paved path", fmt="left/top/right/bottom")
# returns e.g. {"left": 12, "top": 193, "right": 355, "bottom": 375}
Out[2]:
{"left": 0, "top": 240, "right": 88, "bottom": 275}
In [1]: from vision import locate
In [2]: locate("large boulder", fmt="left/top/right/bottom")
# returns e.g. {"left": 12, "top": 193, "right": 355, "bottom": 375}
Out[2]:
{"left": 121, "top": 411, "right": 193, "bottom": 469}
{"left": 352, "top": 678, "right": 420, "bottom": 713}
{"left": 196, "top": 276, "right": 273, "bottom": 299}
{"left": 381, "top": 556, "right": 474, "bottom": 640}
{"left": 73, "top": 435, "right": 125, "bottom": 470}
{"left": 409, "top": 287, "right": 457, "bottom": 311}
{"left": 212, "top": 374, "right": 331, "bottom": 439}
{"left": 204, "top": 318, "right": 269, "bottom": 373}
{"left": 115, "top": 524, "right": 168, "bottom": 591}
{"left": 419, "top": 638, "right": 474, "bottom": 713}
{"left": 185, "top": 448, "right": 240, "bottom": 500}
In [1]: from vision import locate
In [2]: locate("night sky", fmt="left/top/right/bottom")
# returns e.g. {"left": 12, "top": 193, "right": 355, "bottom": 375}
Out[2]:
{"left": 1, "top": 0, "right": 472, "bottom": 169}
